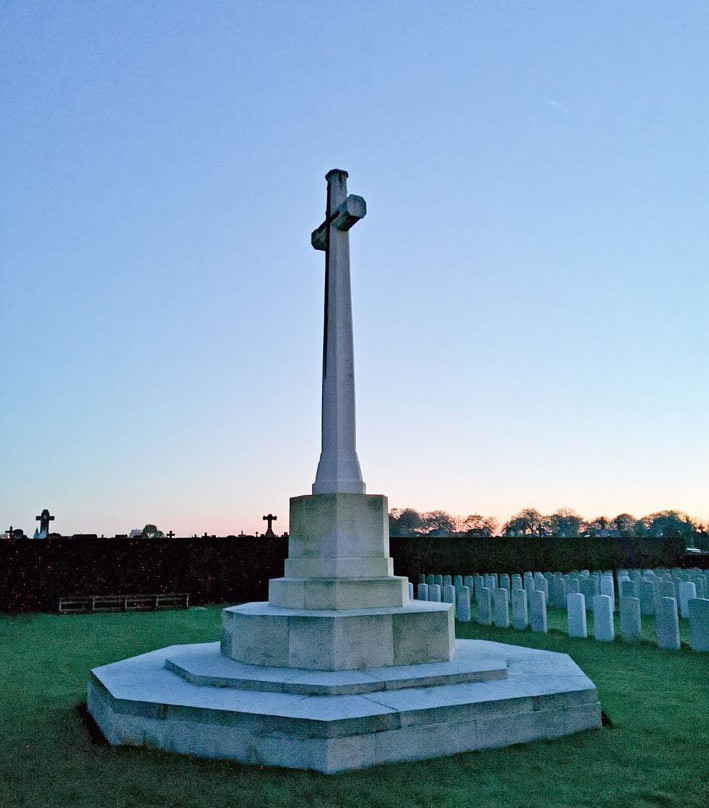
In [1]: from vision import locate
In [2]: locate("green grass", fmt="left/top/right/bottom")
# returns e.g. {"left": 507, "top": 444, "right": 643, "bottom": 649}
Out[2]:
{"left": 1, "top": 605, "right": 706, "bottom": 808}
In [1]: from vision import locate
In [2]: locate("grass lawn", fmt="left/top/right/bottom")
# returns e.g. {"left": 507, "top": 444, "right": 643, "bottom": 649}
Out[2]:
{"left": 0, "top": 604, "right": 706, "bottom": 808}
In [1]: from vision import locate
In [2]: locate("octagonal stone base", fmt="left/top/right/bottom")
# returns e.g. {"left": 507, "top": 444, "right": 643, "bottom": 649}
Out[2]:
{"left": 87, "top": 639, "right": 601, "bottom": 773}
{"left": 221, "top": 601, "right": 455, "bottom": 670}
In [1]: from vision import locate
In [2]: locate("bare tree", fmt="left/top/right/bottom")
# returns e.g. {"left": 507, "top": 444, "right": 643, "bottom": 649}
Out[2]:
{"left": 545, "top": 508, "right": 583, "bottom": 538}
{"left": 461, "top": 514, "right": 498, "bottom": 537}
{"left": 503, "top": 508, "right": 544, "bottom": 536}
{"left": 389, "top": 508, "right": 426, "bottom": 537}
{"left": 423, "top": 510, "right": 457, "bottom": 536}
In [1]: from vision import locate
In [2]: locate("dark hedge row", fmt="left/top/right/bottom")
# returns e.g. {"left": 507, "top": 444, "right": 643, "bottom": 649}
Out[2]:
{"left": 0, "top": 533, "right": 687, "bottom": 613}
{"left": 389, "top": 534, "right": 687, "bottom": 581}
{"left": 0, "top": 536, "right": 288, "bottom": 613}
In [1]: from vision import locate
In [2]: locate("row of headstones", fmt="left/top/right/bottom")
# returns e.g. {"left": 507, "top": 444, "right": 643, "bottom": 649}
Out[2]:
{"left": 413, "top": 569, "right": 709, "bottom": 653}
{"left": 417, "top": 568, "right": 708, "bottom": 615}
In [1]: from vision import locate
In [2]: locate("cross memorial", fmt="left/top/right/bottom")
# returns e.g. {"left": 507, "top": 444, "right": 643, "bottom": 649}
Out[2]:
{"left": 311, "top": 169, "right": 367, "bottom": 495}
{"left": 35, "top": 509, "right": 54, "bottom": 535}
{"left": 262, "top": 514, "right": 277, "bottom": 537}
{"left": 86, "top": 168, "right": 603, "bottom": 773}
{"left": 166, "top": 531, "right": 175, "bottom": 539}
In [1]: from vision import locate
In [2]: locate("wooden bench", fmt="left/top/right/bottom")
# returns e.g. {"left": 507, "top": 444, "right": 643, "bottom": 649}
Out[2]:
{"left": 58, "top": 593, "right": 190, "bottom": 614}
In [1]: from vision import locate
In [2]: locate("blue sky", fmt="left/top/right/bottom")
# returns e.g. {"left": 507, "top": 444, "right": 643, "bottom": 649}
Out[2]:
{"left": 2, "top": 1, "right": 707, "bottom": 536}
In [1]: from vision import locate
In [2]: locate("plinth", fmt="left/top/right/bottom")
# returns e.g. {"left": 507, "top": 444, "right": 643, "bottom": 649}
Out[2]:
{"left": 88, "top": 492, "right": 601, "bottom": 772}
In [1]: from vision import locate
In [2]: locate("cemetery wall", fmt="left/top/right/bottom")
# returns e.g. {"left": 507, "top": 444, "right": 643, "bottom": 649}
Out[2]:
{"left": 0, "top": 533, "right": 685, "bottom": 613}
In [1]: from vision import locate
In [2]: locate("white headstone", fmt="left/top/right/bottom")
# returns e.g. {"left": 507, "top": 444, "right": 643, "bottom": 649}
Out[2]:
{"left": 511, "top": 588, "right": 528, "bottom": 630}
{"left": 639, "top": 580, "right": 655, "bottom": 615}
{"left": 580, "top": 577, "right": 597, "bottom": 610}
{"left": 656, "top": 596, "right": 680, "bottom": 650}
{"left": 493, "top": 588, "right": 510, "bottom": 628}
{"left": 593, "top": 594, "right": 614, "bottom": 641}
{"left": 654, "top": 580, "right": 675, "bottom": 616}
{"left": 456, "top": 586, "right": 471, "bottom": 622}
{"left": 473, "top": 574, "right": 484, "bottom": 599}
{"left": 477, "top": 586, "right": 492, "bottom": 625}
{"left": 690, "top": 574, "right": 705, "bottom": 599}
{"left": 678, "top": 581, "right": 697, "bottom": 619}
{"left": 417, "top": 583, "right": 429, "bottom": 601}
{"left": 554, "top": 577, "right": 568, "bottom": 609}
{"left": 621, "top": 579, "right": 639, "bottom": 600}
{"left": 535, "top": 577, "right": 549, "bottom": 601}
{"left": 619, "top": 596, "right": 642, "bottom": 643}
{"left": 530, "top": 590, "right": 548, "bottom": 634}
{"left": 567, "top": 592, "right": 587, "bottom": 638}
{"left": 429, "top": 584, "right": 442, "bottom": 603}
{"left": 442, "top": 584, "right": 456, "bottom": 604}
{"left": 548, "top": 576, "right": 558, "bottom": 607}
{"left": 600, "top": 573, "right": 615, "bottom": 611}
{"left": 688, "top": 597, "right": 709, "bottom": 652}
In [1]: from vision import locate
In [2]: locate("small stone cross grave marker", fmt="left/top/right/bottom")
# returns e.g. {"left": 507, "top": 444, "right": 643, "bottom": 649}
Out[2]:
{"left": 35, "top": 509, "right": 54, "bottom": 536}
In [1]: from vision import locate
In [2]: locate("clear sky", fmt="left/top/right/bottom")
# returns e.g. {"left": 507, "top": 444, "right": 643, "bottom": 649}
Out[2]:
{"left": 2, "top": 1, "right": 707, "bottom": 537}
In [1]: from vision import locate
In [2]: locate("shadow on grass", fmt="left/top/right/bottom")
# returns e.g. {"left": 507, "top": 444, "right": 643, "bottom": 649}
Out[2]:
{"left": 75, "top": 703, "right": 108, "bottom": 746}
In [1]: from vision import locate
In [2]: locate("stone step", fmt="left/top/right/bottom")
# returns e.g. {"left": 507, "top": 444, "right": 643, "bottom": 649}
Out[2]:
{"left": 88, "top": 639, "right": 601, "bottom": 774}
{"left": 165, "top": 641, "right": 507, "bottom": 695}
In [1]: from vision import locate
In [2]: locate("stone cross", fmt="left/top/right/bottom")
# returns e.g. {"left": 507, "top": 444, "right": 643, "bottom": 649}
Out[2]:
{"left": 262, "top": 514, "right": 277, "bottom": 537}
{"left": 35, "top": 509, "right": 54, "bottom": 534}
{"left": 311, "top": 169, "right": 367, "bottom": 495}
{"left": 166, "top": 530, "right": 175, "bottom": 539}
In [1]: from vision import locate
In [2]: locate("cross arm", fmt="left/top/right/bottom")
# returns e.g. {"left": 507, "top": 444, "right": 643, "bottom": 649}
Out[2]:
{"left": 311, "top": 194, "right": 367, "bottom": 251}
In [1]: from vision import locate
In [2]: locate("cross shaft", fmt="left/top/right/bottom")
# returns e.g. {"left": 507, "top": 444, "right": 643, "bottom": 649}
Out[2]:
{"left": 311, "top": 169, "right": 367, "bottom": 495}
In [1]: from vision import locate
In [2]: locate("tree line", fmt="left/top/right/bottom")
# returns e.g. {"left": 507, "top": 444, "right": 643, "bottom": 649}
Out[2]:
{"left": 388, "top": 507, "right": 707, "bottom": 544}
